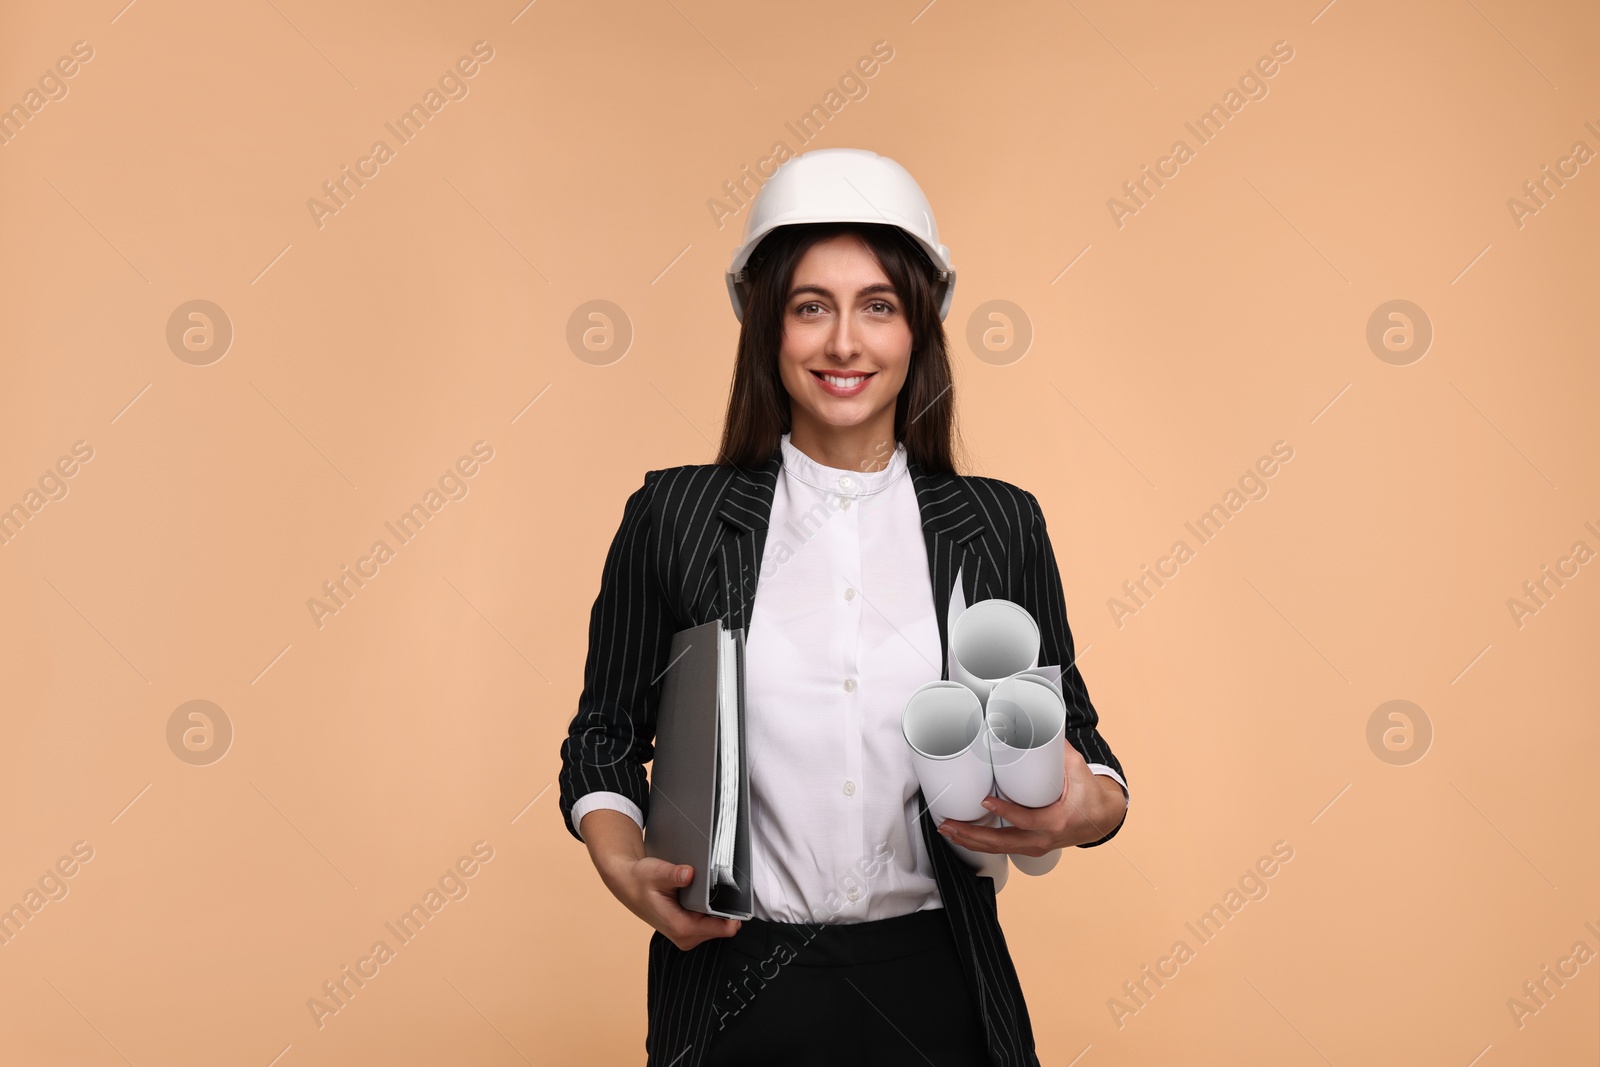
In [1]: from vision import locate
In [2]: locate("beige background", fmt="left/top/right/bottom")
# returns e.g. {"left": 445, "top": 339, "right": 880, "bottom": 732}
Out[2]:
{"left": 2, "top": 0, "right": 1596, "bottom": 1063}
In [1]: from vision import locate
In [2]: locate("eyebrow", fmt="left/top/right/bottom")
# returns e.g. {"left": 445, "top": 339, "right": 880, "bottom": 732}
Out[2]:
{"left": 788, "top": 283, "right": 899, "bottom": 301}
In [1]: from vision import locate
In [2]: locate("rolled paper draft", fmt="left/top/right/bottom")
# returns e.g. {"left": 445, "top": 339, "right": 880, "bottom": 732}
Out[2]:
{"left": 944, "top": 811, "right": 1011, "bottom": 890}
{"left": 1008, "top": 848, "right": 1062, "bottom": 876}
{"left": 901, "top": 681, "right": 992, "bottom": 823}
{"left": 985, "top": 673, "right": 1067, "bottom": 807}
{"left": 990, "top": 782, "right": 1065, "bottom": 876}
{"left": 949, "top": 598, "right": 1040, "bottom": 706}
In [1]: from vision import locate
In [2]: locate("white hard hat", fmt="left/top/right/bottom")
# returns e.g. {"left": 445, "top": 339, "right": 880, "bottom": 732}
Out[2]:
{"left": 725, "top": 148, "right": 956, "bottom": 322}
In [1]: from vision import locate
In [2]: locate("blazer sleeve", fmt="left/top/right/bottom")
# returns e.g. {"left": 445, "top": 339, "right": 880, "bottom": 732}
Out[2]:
{"left": 1017, "top": 488, "right": 1129, "bottom": 848}
{"left": 557, "top": 470, "right": 674, "bottom": 843}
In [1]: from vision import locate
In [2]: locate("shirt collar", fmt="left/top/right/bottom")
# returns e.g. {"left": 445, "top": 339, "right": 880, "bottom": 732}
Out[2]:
{"left": 778, "top": 431, "right": 908, "bottom": 498}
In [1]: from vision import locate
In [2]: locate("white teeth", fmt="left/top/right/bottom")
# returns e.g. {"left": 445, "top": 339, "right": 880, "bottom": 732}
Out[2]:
{"left": 820, "top": 373, "right": 871, "bottom": 388}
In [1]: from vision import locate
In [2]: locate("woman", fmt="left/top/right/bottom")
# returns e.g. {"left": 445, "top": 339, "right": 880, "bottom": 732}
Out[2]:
{"left": 559, "top": 148, "right": 1129, "bottom": 1067}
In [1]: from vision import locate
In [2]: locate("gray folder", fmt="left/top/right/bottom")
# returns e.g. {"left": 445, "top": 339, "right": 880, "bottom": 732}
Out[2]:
{"left": 643, "top": 618, "right": 753, "bottom": 920}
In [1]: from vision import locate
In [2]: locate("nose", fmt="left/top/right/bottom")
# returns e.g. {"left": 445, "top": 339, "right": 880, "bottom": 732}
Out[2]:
{"left": 824, "top": 307, "right": 862, "bottom": 361}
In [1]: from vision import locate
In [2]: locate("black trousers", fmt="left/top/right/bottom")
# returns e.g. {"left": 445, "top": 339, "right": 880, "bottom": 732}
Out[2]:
{"left": 703, "top": 906, "right": 994, "bottom": 1066}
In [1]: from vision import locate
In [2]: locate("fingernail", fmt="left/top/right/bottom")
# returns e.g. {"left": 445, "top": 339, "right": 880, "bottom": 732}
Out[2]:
{"left": 981, "top": 798, "right": 996, "bottom": 810}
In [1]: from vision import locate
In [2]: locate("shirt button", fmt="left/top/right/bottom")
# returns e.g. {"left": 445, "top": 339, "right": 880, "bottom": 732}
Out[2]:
{"left": 839, "top": 498, "right": 852, "bottom": 510}
{"left": 843, "top": 587, "right": 856, "bottom": 601}
{"left": 843, "top": 678, "right": 856, "bottom": 692}
{"left": 846, "top": 886, "right": 860, "bottom": 902}
{"left": 843, "top": 780, "right": 855, "bottom": 796}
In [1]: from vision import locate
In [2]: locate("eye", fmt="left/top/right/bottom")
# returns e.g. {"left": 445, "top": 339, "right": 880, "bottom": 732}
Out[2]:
{"left": 867, "top": 299, "right": 896, "bottom": 314}
{"left": 794, "top": 301, "right": 826, "bottom": 316}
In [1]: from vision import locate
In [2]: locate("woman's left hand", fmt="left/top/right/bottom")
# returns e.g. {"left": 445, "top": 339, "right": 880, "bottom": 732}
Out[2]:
{"left": 936, "top": 742, "right": 1127, "bottom": 855}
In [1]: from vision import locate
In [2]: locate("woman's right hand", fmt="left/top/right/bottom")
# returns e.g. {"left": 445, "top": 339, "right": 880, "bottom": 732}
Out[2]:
{"left": 581, "top": 808, "right": 743, "bottom": 951}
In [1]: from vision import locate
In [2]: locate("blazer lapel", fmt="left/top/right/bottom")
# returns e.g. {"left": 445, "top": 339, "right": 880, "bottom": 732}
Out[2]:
{"left": 708, "top": 449, "right": 987, "bottom": 685}
{"left": 711, "top": 453, "right": 781, "bottom": 631}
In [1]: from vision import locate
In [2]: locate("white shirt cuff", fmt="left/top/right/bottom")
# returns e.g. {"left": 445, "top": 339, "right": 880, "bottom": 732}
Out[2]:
{"left": 571, "top": 791, "right": 644, "bottom": 842}
{"left": 1087, "top": 763, "right": 1129, "bottom": 807}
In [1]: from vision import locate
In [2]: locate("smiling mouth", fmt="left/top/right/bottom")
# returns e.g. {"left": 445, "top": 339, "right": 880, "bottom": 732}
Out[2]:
{"left": 811, "top": 370, "right": 876, "bottom": 389}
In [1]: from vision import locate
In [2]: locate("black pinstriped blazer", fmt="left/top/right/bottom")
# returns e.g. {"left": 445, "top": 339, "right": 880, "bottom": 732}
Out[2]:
{"left": 558, "top": 448, "right": 1127, "bottom": 1067}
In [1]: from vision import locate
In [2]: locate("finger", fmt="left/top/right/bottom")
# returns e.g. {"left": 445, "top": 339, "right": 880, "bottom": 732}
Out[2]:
{"left": 641, "top": 859, "right": 697, "bottom": 891}
{"left": 940, "top": 819, "right": 1034, "bottom": 855}
{"left": 981, "top": 794, "right": 1043, "bottom": 829}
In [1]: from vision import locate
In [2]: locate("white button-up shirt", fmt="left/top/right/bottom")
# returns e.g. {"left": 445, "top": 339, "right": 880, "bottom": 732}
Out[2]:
{"left": 571, "top": 433, "right": 1127, "bottom": 923}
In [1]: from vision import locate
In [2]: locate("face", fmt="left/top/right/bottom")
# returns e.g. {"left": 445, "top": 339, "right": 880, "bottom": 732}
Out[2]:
{"left": 777, "top": 234, "right": 913, "bottom": 445}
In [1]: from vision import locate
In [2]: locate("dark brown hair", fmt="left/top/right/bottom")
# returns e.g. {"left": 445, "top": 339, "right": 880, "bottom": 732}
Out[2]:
{"left": 715, "top": 222, "right": 966, "bottom": 475}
